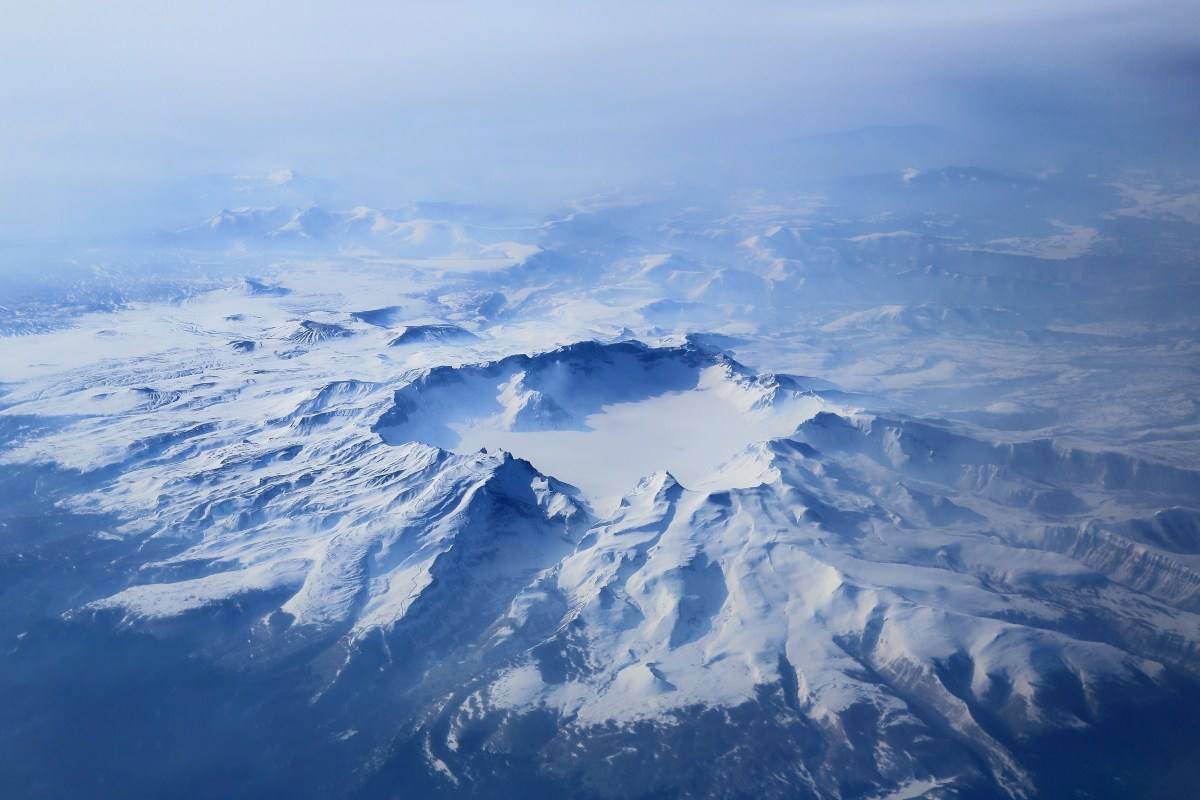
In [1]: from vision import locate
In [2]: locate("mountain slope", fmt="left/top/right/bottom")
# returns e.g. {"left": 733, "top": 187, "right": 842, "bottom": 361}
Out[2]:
{"left": 16, "top": 339, "right": 1197, "bottom": 798}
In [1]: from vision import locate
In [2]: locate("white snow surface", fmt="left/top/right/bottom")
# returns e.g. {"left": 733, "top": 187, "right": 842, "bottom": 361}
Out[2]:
{"left": 4, "top": 191, "right": 1200, "bottom": 798}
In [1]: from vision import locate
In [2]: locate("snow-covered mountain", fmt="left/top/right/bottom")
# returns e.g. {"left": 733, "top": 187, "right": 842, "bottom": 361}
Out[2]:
{"left": 168, "top": 205, "right": 541, "bottom": 262}
{"left": 3, "top": 182, "right": 1200, "bottom": 798}
{"left": 5, "top": 330, "right": 1198, "bottom": 797}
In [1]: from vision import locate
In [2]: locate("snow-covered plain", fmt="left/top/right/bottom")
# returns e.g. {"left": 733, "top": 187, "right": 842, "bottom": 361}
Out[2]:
{"left": 3, "top": 175, "right": 1200, "bottom": 798}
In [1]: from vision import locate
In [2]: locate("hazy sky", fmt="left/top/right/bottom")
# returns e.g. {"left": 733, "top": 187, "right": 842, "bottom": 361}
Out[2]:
{"left": 3, "top": 1, "right": 1197, "bottom": 237}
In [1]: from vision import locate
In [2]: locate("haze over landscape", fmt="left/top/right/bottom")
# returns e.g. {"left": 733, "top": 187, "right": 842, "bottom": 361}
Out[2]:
{"left": 2, "top": 2, "right": 1200, "bottom": 798}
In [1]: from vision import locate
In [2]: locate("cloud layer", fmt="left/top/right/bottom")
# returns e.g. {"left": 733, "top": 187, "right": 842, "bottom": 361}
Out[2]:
{"left": 2, "top": 1, "right": 1197, "bottom": 236}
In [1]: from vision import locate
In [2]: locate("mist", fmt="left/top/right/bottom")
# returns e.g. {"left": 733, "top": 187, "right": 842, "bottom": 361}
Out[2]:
{"left": 3, "top": 0, "right": 1198, "bottom": 239}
